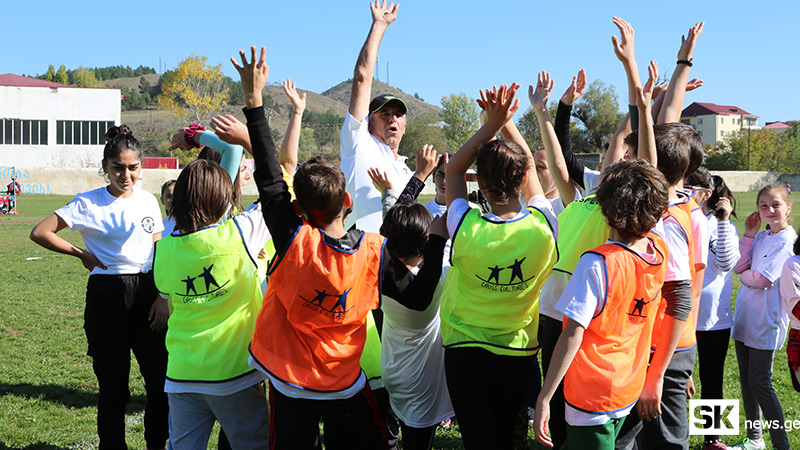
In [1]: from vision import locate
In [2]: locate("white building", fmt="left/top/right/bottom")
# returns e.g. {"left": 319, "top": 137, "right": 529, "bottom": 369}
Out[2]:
{"left": 680, "top": 102, "right": 758, "bottom": 147}
{"left": 0, "top": 73, "right": 121, "bottom": 169}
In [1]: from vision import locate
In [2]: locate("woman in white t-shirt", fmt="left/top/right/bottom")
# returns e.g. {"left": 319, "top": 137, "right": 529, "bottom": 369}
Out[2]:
{"left": 30, "top": 125, "right": 168, "bottom": 450}
{"left": 730, "top": 184, "right": 795, "bottom": 450}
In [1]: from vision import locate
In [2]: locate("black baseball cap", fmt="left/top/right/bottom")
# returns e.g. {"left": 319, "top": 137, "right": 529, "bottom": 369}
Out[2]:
{"left": 369, "top": 94, "right": 407, "bottom": 115}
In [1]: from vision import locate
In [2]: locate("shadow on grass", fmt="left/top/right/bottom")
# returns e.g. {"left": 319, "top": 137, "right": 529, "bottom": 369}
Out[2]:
{"left": 0, "top": 383, "right": 144, "bottom": 411}
{"left": 0, "top": 442, "right": 70, "bottom": 450}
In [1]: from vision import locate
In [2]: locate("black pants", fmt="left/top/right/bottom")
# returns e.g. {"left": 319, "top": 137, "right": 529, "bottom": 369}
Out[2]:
{"left": 538, "top": 315, "right": 567, "bottom": 449}
{"left": 268, "top": 382, "right": 388, "bottom": 450}
{"left": 399, "top": 421, "right": 437, "bottom": 450}
{"left": 445, "top": 347, "right": 535, "bottom": 450}
{"left": 84, "top": 273, "right": 169, "bottom": 450}
{"left": 696, "top": 328, "right": 730, "bottom": 443}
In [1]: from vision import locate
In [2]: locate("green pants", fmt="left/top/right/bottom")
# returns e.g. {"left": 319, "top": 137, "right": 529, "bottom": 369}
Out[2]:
{"left": 563, "top": 416, "right": 625, "bottom": 450}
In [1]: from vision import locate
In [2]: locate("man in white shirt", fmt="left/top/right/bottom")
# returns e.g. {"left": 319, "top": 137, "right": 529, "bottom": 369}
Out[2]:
{"left": 340, "top": 1, "right": 412, "bottom": 233}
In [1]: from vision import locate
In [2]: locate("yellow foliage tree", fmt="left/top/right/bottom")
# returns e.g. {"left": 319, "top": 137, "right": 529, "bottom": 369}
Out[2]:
{"left": 157, "top": 54, "right": 230, "bottom": 124}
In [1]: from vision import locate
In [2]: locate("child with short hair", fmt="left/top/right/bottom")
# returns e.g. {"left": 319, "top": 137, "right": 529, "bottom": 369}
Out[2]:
{"left": 535, "top": 159, "right": 669, "bottom": 449}
{"left": 152, "top": 158, "right": 271, "bottom": 450}
{"left": 235, "top": 46, "right": 446, "bottom": 450}
{"left": 729, "top": 184, "right": 795, "bottom": 450}
{"left": 441, "top": 82, "right": 558, "bottom": 448}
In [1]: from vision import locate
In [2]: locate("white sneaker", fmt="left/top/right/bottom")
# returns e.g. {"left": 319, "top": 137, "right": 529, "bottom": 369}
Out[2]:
{"left": 726, "top": 437, "right": 766, "bottom": 450}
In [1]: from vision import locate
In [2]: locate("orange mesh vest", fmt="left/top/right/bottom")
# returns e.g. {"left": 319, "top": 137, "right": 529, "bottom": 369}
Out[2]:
{"left": 249, "top": 224, "right": 385, "bottom": 392}
{"left": 652, "top": 201, "right": 697, "bottom": 351}
{"left": 564, "top": 234, "right": 667, "bottom": 414}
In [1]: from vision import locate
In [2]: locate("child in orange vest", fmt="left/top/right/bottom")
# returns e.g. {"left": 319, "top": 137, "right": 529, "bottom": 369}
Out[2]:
{"left": 534, "top": 160, "right": 670, "bottom": 449}
{"left": 232, "top": 46, "right": 447, "bottom": 450}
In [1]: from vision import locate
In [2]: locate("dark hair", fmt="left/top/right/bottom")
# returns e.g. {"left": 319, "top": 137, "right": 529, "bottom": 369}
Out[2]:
{"left": 196, "top": 146, "right": 243, "bottom": 213}
{"left": 294, "top": 156, "right": 346, "bottom": 224}
{"left": 380, "top": 202, "right": 433, "bottom": 259}
{"left": 475, "top": 139, "right": 530, "bottom": 206}
{"left": 161, "top": 179, "right": 176, "bottom": 197}
{"left": 434, "top": 153, "right": 449, "bottom": 175}
{"left": 104, "top": 125, "right": 143, "bottom": 161}
{"left": 706, "top": 174, "right": 737, "bottom": 220}
{"left": 653, "top": 123, "right": 696, "bottom": 186}
{"left": 171, "top": 159, "right": 233, "bottom": 232}
{"left": 685, "top": 167, "right": 712, "bottom": 190}
{"left": 596, "top": 160, "right": 669, "bottom": 241}
{"left": 685, "top": 134, "right": 705, "bottom": 178}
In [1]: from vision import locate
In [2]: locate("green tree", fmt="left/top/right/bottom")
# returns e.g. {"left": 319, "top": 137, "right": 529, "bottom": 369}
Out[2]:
{"left": 42, "top": 65, "right": 56, "bottom": 82}
{"left": 157, "top": 53, "right": 230, "bottom": 124}
{"left": 572, "top": 80, "right": 624, "bottom": 152}
{"left": 71, "top": 67, "right": 103, "bottom": 87}
{"left": 297, "top": 128, "right": 318, "bottom": 162}
{"left": 139, "top": 77, "right": 152, "bottom": 96}
{"left": 54, "top": 65, "right": 69, "bottom": 85}
{"left": 707, "top": 126, "right": 800, "bottom": 172}
{"left": 441, "top": 93, "right": 479, "bottom": 151}
{"left": 516, "top": 102, "right": 559, "bottom": 152}
{"left": 399, "top": 113, "right": 449, "bottom": 170}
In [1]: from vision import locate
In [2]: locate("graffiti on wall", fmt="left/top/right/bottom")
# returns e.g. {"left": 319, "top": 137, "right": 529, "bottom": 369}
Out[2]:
{"left": 1, "top": 167, "right": 51, "bottom": 194}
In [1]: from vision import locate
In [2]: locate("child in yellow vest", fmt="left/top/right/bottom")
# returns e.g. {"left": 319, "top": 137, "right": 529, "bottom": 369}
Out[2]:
{"left": 440, "top": 82, "right": 558, "bottom": 448}
{"left": 234, "top": 46, "right": 447, "bottom": 450}
{"left": 534, "top": 160, "right": 670, "bottom": 449}
{"left": 153, "top": 159, "right": 271, "bottom": 450}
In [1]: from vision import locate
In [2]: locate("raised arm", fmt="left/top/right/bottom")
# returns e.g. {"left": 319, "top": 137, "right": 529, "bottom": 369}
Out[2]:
{"left": 529, "top": 71, "right": 574, "bottom": 204}
{"left": 211, "top": 114, "right": 253, "bottom": 155}
{"left": 636, "top": 60, "right": 658, "bottom": 166}
{"left": 280, "top": 78, "right": 306, "bottom": 176}
{"left": 349, "top": 1, "right": 398, "bottom": 121}
{"left": 447, "top": 83, "right": 520, "bottom": 208}
{"left": 557, "top": 69, "right": 589, "bottom": 188}
{"left": 499, "top": 117, "right": 544, "bottom": 202}
{"left": 657, "top": 22, "right": 704, "bottom": 124}
{"left": 612, "top": 17, "right": 642, "bottom": 110}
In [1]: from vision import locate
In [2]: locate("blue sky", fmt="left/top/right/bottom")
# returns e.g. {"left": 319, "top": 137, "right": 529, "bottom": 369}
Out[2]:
{"left": 4, "top": 1, "right": 797, "bottom": 123}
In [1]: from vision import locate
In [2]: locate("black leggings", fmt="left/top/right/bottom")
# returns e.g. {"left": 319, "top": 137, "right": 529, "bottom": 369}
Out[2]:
{"left": 445, "top": 347, "right": 535, "bottom": 450}
{"left": 399, "top": 421, "right": 437, "bottom": 450}
{"left": 696, "top": 328, "right": 730, "bottom": 443}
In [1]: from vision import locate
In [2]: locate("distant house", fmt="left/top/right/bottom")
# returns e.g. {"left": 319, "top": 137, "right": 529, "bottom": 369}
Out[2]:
{"left": 0, "top": 73, "right": 120, "bottom": 169}
{"left": 763, "top": 121, "right": 791, "bottom": 133}
{"left": 680, "top": 102, "right": 758, "bottom": 147}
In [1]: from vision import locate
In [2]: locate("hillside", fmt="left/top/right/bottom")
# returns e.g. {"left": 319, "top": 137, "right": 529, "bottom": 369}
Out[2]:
{"left": 101, "top": 73, "right": 161, "bottom": 91}
{"left": 322, "top": 79, "right": 442, "bottom": 118}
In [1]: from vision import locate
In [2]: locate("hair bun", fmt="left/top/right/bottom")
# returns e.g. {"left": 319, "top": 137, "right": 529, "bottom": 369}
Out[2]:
{"left": 104, "top": 124, "right": 134, "bottom": 142}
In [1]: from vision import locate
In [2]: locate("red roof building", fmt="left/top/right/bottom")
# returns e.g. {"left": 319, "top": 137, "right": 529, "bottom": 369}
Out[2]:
{"left": 0, "top": 73, "right": 73, "bottom": 89}
{"left": 681, "top": 102, "right": 759, "bottom": 146}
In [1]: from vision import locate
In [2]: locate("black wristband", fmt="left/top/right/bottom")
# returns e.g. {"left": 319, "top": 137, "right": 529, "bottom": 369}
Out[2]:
{"left": 677, "top": 58, "right": 693, "bottom": 67}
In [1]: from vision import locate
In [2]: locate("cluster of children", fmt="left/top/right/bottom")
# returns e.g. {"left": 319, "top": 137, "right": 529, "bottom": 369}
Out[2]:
{"left": 27, "top": 3, "right": 800, "bottom": 450}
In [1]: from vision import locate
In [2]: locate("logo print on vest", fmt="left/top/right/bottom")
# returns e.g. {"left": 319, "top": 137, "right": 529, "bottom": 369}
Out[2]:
{"left": 300, "top": 287, "right": 354, "bottom": 320}
{"left": 142, "top": 216, "right": 155, "bottom": 233}
{"left": 627, "top": 297, "right": 651, "bottom": 324}
{"left": 476, "top": 257, "right": 535, "bottom": 292}
{"left": 176, "top": 264, "right": 230, "bottom": 304}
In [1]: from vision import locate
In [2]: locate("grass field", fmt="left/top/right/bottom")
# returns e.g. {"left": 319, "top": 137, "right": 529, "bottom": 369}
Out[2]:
{"left": 1, "top": 193, "right": 799, "bottom": 449}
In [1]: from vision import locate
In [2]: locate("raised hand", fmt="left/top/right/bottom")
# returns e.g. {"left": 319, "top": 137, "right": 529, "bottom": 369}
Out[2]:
{"left": 635, "top": 60, "right": 658, "bottom": 109}
{"left": 528, "top": 71, "right": 554, "bottom": 113}
{"left": 612, "top": 17, "right": 635, "bottom": 65}
{"left": 367, "top": 167, "right": 393, "bottom": 193}
{"left": 231, "top": 46, "right": 269, "bottom": 108}
{"left": 685, "top": 78, "right": 704, "bottom": 92}
{"left": 477, "top": 83, "right": 520, "bottom": 129}
{"left": 678, "top": 22, "right": 705, "bottom": 61}
{"left": 211, "top": 115, "right": 251, "bottom": 152}
{"left": 560, "top": 69, "right": 586, "bottom": 106}
{"left": 414, "top": 144, "right": 439, "bottom": 181}
{"left": 282, "top": 78, "right": 307, "bottom": 115}
{"left": 744, "top": 211, "right": 761, "bottom": 238}
{"left": 652, "top": 82, "right": 669, "bottom": 100}
{"left": 715, "top": 197, "right": 733, "bottom": 221}
{"left": 168, "top": 129, "right": 192, "bottom": 151}
{"left": 371, "top": 0, "right": 398, "bottom": 26}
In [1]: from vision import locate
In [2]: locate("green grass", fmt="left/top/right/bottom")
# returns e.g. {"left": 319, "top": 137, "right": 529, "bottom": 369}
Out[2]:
{"left": 1, "top": 193, "right": 799, "bottom": 449}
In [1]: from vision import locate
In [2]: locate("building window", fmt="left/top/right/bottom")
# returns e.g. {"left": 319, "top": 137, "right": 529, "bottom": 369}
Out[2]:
{"left": 720, "top": 117, "right": 724, "bottom": 124}
{"left": 699, "top": 118, "right": 703, "bottom": 125}
{"left": 720, "top": 130, "right": 724, "bottom": 137}
{"left": 56, "top": 120, "right": 115, "bottom": 145}
{"left": 0, "top": 119, "right": 49, "bottom": 145}
{"left": 681, "top": 119, "right": 690, "bottom": 125}
{"left": 699, "top": 130, "right": 703, "bottom": 137}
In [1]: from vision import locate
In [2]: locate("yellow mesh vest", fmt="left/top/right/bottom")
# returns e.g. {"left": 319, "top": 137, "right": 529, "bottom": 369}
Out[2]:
{"left": 552, "top": 194, "right": 610, "bottom": 275}
{"left": 440, "top": 207, "right": 557, "bottom": 356}
{"left": 154, "top": 219, "right": 261, "bottom": 382}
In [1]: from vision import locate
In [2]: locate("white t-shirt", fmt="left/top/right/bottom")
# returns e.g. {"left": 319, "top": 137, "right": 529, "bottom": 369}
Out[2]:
{"left": 446, "top": 195, "right": 558, "bottom": 241}
{"left": 381, "top": 266, "right": 454, "bottom": 427}
{"left": 781, "top": 255, "right": 800, "bottom": 331}
{"left": 56, "top": 186, "right": 163, "bottom": 275}
{"left": 340, "top": 112, "right": 413, "bottom": 233}
{"left": 656, "top": 198, "right": 692, "bottom": 282}
{"left": 555, "top": 239, "right": 660, "bottom": 426}
{"left": 697, "top": 215, "right": 739, "bottom": 331}
{"left": 583, "top": 168, "right": 601, "bottom": 194}
{"left": 732, "top": 226, "right": 797, "bottom": 350}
